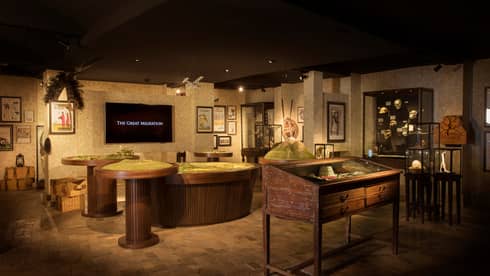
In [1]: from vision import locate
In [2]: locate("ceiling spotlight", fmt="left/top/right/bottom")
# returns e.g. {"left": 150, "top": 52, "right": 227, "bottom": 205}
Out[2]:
{"left": 224, "top": 68, "right": 230, "bottom": 73}
{"left": 135, "top": 59, "right": 142, "bottom": 63}
{"left": 267, "top": 59, "right": 275, "bottom": 64}
{"left": 299, "top": 74, "right": 308, "bottom": 81}
{"left": 433, "top": 64, "right": 442, "bottom": 72}
{"left": 238, "top": 86, "right": 244, "bottom": 92}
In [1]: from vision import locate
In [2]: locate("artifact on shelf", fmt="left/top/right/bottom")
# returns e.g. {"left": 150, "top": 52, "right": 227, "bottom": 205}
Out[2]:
{"left": 436, "top": 115, "right": 467, "bottom": 145}
{"left": 408, "top": 159, "right": 423, "bottom": 173}
{"left": 439, "top": 151, "right": 450, "bottom": 173}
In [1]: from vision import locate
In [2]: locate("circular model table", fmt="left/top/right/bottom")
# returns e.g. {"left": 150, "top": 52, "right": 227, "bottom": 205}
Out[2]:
{"left": 97, "top": 160, "right": 178, "bottom": 249}
{"left": 194, "top": 151, "right": 233, "bottom": 162}
{"left": 61, "top": 155, "right": 139, "bottom": 218}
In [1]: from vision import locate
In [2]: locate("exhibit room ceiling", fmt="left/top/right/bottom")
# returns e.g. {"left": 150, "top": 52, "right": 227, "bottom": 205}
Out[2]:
{"left": 1, "top": 0, "right": 489, "bottom": 90}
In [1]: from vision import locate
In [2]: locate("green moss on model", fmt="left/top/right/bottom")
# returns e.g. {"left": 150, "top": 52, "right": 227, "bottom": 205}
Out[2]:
{"left": 178, "top": 162, "right": 255, "bottom": 173}
{"left": 103, "top": 160, "right": 173, "bottom": 171}
{"left": 264, "top": 140, "right": 315, "bottom": 160}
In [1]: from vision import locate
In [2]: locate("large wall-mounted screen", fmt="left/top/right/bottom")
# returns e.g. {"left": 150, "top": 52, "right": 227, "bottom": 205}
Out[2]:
{"left": 105, "top": 102, "right": 173, "bottom": 143}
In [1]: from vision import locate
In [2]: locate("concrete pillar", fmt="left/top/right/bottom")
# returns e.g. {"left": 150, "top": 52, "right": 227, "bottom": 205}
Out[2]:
{"left": 303, "top": 71, "right": 323, "bottom": 152}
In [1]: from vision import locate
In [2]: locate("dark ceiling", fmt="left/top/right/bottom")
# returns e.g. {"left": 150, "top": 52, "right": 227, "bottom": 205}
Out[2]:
{"left": 1, "top": 0, "right": 489, "bottom": 90}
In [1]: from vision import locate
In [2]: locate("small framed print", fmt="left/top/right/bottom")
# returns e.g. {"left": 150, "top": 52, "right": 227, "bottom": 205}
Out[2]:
{"left": 213, "top": 134, "right": 218, "bottom": 149}
{"left": 213, "top": 105, "right": 226, "bottom": 133}
{"left": 327, "top": 101, "right": 346, "bottom": 142}
{"left": 196, "top": 106, "right": 213, "bottom": 133}
{"left": 16, "top": 125, "right": 31, "bottom": 144}
{"left": 227, "top": 121, "right": 237, "bottom": 135}
{"left": 24, "top": 110, "right": 34, "bottom": 123}
{"left": 0, "top": 124, "right": 13, "bottom": 151}
{"left": 227, "top": 105, "right": 237, "bottom": 121}
{"left": 49, "top": 101, "right": 75, "bottom": 134}
{"left": 218, "top": 135, "right": 232, "bottom": 146}
{"left": 297, "top": 107, "right": 304, "bottom": 123}
{"left": 1, "top": 96, "right": 22, "bottom": 122}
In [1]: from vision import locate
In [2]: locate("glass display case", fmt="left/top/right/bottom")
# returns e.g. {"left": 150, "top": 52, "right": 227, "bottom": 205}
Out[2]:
{"left": 363, "top": 88, "right": 433, "bottom": 158}
{"left": 255, "top": 124, "right": 282, "bottom": 149}
{"left": 314, "top": 143, "right": 335, "bottom": 159}
{"left": 434, "top": 147, "right": 462, "bottom": 174}
{"left": 240, "top": 102, "right": 274, "bottom": 162}
{"left": 405, "top": 122, "right": 440, "bottom": 174}
{"left": 262, "top": 157, "right": 401, "bottom": 274}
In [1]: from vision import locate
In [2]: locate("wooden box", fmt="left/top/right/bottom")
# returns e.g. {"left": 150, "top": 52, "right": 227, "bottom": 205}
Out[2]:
{"left": 56, "top": 195, "right": 81, "bottom": 212}
{"left": 7, "top": 179, "right": 17, "bottom": 190}
{"left": 0, "top": 179, "right": 5, "bottom": 191}
{"left": 5, "top": 167, "right": 15, "bottom": 179}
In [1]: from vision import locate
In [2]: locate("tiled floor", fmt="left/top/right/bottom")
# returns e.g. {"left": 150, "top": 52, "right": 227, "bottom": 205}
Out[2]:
{"left": 1, "top": 188, "right": 489, "bottom": 275}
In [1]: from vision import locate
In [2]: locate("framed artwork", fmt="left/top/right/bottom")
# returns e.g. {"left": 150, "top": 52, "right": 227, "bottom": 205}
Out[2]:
{"left": 485, "top": 87, "right": 490, "bottom": 127}
{"left": 49, "top": 101, "right": 75, "bottom": 134}
{"left": 485, "top": 132, "right": 490, "bottom": 172}
{"left": 0, "top": 124, "right": 13, "bottom": 151}
{"left": 1, "top": 96, "right": 22, "bottom": 122}
{"left": 213, "top": 134, "right": 218, "bottom": 149}
{"left": 24, "top": 110, "right": 34, "bottom": 123}
{"left": 213, "top": 105, "right": 226, "bottom": 133}
{"left": 16, "top": 125, "right": 31, "bottom": 144}
{"left": 297, "top": 107, "right": 304, "bottom": 123}
{"left": 327, "top": 101, "right": 345, "bottom": 142}
{"left": 196, "top": 106, "right": 213, "bottom": 133}
{"left": 228, "top": 121, "right": 237, "bottom": 135}
{"left": 227, "top": 105, "right": 237, "bottom": 120}
{"left": 218, "top": 135, "right": 232, "bottom": 146}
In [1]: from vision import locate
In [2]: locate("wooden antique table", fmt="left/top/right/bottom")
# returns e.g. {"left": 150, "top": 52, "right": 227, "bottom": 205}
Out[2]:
{"left": 62, "top": 154, "right": 139, "bottom": 217}
{"left": 194, "top": 151, "right": 233, "bottom": 162}
{"left": 261, "top": 157, "right": 401, "bottom": 276}
{"left": 97, "top": 160, "right": 178, "bottom": 249}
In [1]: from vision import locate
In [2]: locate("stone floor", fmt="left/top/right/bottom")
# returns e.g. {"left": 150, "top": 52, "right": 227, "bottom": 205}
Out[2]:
{"left": 1, "top": 188, "right": 490, "bottom": 276}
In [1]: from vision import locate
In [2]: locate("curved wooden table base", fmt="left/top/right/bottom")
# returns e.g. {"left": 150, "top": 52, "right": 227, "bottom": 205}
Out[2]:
{"left": 97, "top": 161, "right": 178, "bottom": 249}
{"left": 62, "top": 155, "right": 138, "bottom": 218}
{"left": 194, "top": 151, "right": 233, "bottom": 162}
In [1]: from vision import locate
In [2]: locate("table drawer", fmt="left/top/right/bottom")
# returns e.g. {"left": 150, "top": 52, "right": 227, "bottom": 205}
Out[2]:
{"left": 366, "top": 183, "right": 394, "bottom": 206}
{"left": 319, "top": 187, "right": 364, "bottom": 207}
{"left": 320, "top": 198, "right": 365, "bottom": 220}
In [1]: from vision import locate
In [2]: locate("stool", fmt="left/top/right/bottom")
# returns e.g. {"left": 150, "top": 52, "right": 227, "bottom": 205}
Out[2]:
{"left": 434, "top": 173, "right": 461, "bottom": 225}
{"left": 405, "top": 172, "right": 432, "bottom": 223}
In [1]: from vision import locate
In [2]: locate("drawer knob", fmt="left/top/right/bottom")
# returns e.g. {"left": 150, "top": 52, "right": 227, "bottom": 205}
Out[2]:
{"left": 378, "top": 186, "right": 386, "bottom": 192}
{"left": 339, "top": 194, "right": 349, "bottom": 202}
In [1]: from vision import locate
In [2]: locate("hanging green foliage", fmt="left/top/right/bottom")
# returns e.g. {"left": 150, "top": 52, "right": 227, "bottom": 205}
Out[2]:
{"left": 44, "top": 72, "right": 84, "bottom": 110}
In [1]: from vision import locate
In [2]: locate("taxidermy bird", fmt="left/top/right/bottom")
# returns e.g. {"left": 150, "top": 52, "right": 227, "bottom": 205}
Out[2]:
{"left": 183, "top": 76, "right": 204, "bottom": 88}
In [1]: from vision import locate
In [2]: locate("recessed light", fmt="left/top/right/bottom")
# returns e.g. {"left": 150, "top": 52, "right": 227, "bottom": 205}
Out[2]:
{"left": 238, "top": 86, "right": 244, "bottom": 92}
{"left": 267, "top": 59, "right": 275, "bottom": 64}
{"left": 135, "top": 59, "right": 142, "bottom": 63}
{"left": 224, "top": 68, "right": 230, "bottom": 73}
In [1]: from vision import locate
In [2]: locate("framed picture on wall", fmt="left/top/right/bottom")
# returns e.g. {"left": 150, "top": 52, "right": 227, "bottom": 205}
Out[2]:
{"left": 24, "top": 110, "right": 34, "bottom": 123}
{"left": 485, "top": 87, "right": 490, "bottom": 127}
{"left": 1, "top": 96, "right": 22, "bottom": 122}
{"left": 327, "top": 101, "right": 345, "bottom": 142}
{"left": 218, "top": 135, "right": 232, "bottom": 146}
{"left": 228, "top": 121, "right": 237, "bottom": 135}
{"left": 213, "top": 105, "right": 226, "bottom": 133}
{"left": 16, "top": 125, "right": 31, "bottom": 144}
{"left": 485, "top": 132, "right": 490, "bottom": 172}
{"left": 49, "top": 101, "right": 75, "bottom": 134}
{"left": 196, "top": 106, "right": 213, "bottom": 133}
{"left": 0, "top": 124, "right": 13, "bottom": 151}
{"left": 297, "top": 107, "right": 304, "bottom": 123}
{"left": 227, "top": 105, "right": 237, "bottom": 120}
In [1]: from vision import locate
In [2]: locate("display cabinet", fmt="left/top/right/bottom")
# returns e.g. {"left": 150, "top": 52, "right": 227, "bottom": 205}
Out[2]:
{"left": 314, "top": 143, "right": 335, "bottom": 159}
{"left": 255, "top": 124, "right": 282, "bottom": 149}
{"left": 240, "top": 102, "right": 275, "bottom": 162}
{"left": 405, "top": 122, "right": 440, "bottom": 174}
{"left": 363, "top": 88, "right": 433, "bottom": 158}
{"left": 262, "top": 157, "right": 401, "bottom": 275}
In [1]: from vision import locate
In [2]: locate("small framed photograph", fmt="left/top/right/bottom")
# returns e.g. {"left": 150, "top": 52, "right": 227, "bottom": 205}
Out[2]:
{"left": 1, "top": 96, "right": 22, "bottom": 122}
{"left": 227, "top": 105, "right": 237, "bottom": 121}
{"left": 213, "top": 135, "right": 218, "bottom": 149}
{"left": 227, "top": 121, "right": 237, "bottom": 135}
{"left": 49, "top": 101, "right": 75, "bottom": 134}
{"left": 16, "top": 125, "right": 31, "bottom": 144}
{"left": 24, "top": 110, "right": 34, "bottom": 123}
{"left": 0, "top": 124, "right": 14, "bottom": 151}
{"left": 327, "top": 101, "right": 346, "bottom": 142}
{"left": 196, "top": 106, "right": 213, "bottom": 133}
{"left": 218, "top": 135, "right": 232, "bottom": 146}
{"left": 297, "top": 107, "right": 304, "bottom": 123}
{"left": 485, "top": 131, "right": 490, "bottom": 172}
{"left": 213, "top": 105, "right": 226, "bottom": 133}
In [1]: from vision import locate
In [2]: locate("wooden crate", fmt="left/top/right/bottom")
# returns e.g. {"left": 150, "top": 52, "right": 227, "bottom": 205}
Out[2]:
{"left": 56, "top": 195, "right": 81, "bottom": 212}
{"left": 5, "top": 167, "right": 15, "bottom": 179}
{"left": 7, "top": 180, "right": 17, "bottom": 190}
{"left": 0, "top": 179, "right": 5, "bottom": 191}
